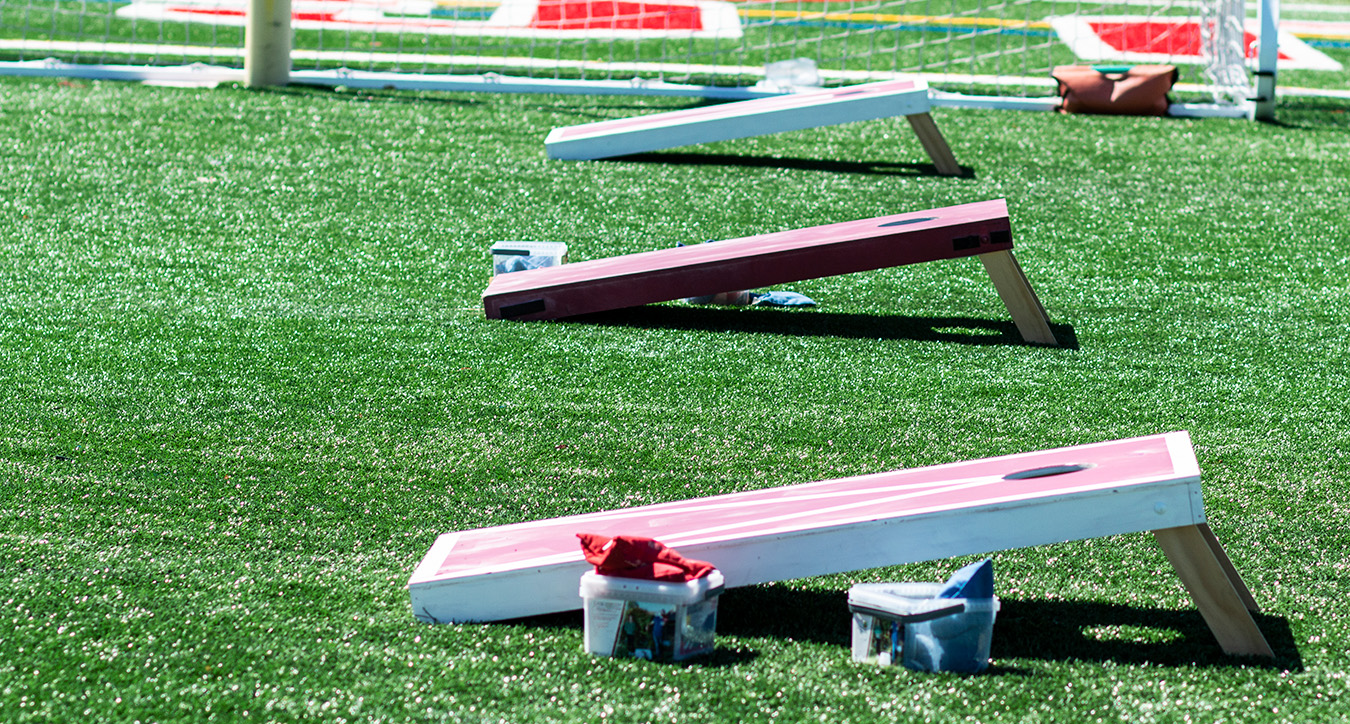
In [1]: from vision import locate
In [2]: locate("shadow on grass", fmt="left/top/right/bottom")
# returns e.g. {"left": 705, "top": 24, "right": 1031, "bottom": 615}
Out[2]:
{"left": 714, "top": 587, "right": 1301, "bottom": 671}
{"left": 253, "top": 84, "right": 485, "bottom": 106}
{"left": 562, "top": 305, "right": 1078, "bottom": 349}
{"left": 994, "top": 598, "right": 1301, "bottom": 670}
{"left": 604, "top": 152, "right": 976, "bottom": 178}
{"left": 1254, "top": 96, "right": 1350, "bottom": 131}
{"left": 507, "top": 585, "right": 1297, "bottom": 670}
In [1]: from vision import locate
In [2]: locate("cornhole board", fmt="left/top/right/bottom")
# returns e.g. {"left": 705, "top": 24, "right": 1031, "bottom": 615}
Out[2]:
{"left": 482, "top": 198, "right": 1058, "bottom": 346}
{"left": 408, "top": 431, "right": 1273, "bottom": 658}
{"left": 544, "top": 78, "right": 961, "bottom": 176}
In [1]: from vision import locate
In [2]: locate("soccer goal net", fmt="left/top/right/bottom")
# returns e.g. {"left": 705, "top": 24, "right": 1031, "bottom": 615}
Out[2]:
{"left": 0, "top": 0, "right": 1284, "bottom": 110}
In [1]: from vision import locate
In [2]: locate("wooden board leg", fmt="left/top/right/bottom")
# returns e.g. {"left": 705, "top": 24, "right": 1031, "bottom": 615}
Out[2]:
{"left": 1197, "top": 523, "right": 1262, "bottom": 612}
{"left": 904, "top": 112, "right": 961, "bottom": 177}
{"left": 1152, "top": 524, "right": 1274, "bottom": 658}
{"left": 977, "top": 249, "right": 1058, "bottom": 346}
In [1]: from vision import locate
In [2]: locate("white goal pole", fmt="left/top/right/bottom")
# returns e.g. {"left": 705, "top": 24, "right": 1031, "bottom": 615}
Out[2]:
{"left": 1252, "top": 0, "right": 1280, "bottom": 120}
{"left": 245, "top": 0, "right": 292, "bottom": 87}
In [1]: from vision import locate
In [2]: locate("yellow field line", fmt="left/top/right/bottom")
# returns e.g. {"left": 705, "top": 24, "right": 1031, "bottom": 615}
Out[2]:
{"left": 432, "top": 0, "right": 502, "bottom": 7}
{"left": 1295, "top": 31, "right": 1350, "bottom": 41}
{"left": 428, "top": 0, "right": 1048, "bottom": 27}
{"left": 741, "top": 9, "right": 1350, "bottom": 42}
{"left": 737, "top": 8, "right": 1050, "bottom": 29}
{"left": 430, "top": 0, "right": 1349, "bottom": 41}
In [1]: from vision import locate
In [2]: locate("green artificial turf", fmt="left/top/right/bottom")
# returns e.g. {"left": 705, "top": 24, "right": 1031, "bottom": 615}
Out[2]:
{"left": 2, "top": 77, "right": 1350, "bottom": 723}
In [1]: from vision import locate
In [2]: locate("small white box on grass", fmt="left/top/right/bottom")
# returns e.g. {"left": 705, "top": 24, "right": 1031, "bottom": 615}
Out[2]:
{"left": 848, "top": 582, "right": 999, "bottom": 673}
{"left": 759, "top": 57, "right": 822, "bottom": 92}
{"left": 580, "top": 570, "right": 723, "bottom": 662}
{"left": 491, "top": 241, "right": 569, "bottom": 275}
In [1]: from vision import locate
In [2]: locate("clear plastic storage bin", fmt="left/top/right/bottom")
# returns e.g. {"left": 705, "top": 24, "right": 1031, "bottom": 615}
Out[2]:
{"left": 580, "top": 570, "right": 723, "bottom": 662}
{"left": 491, "top": 241, "right": 568, "bottom": 275}
{"left": 848, "top": 582, "right": 999, "bottom": 673}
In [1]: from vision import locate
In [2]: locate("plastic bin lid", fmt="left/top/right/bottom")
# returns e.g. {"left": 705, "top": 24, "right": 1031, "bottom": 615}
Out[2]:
{"left": 490, "top": 241, "right": 568, "bottom": 256}
{"left": 580, "top": 569, "right": 725, "bottom": 605}
{"left": 848, "top": 582, "right": 999, "bottom": 623}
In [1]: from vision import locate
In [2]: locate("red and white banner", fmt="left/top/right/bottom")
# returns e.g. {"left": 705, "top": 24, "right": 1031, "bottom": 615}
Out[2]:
{"left": 115, "top": 0, "right": 745, "bottom": 39}
{"left": 1051, "top": 15, "right": 1343, "bottom": 71}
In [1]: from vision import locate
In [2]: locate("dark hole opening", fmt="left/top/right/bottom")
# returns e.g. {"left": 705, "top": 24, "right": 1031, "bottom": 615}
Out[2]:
{"left": 501, "top": 299, "right": 547, "bottom": 319}
{"left": 1003, "top": 463, "right": 1095, "bottom": 480}
{"left": 952, "top": 235, "right": 981, "bottom": 251}
{"left": 879, "top": 216, "right": 935, "bottom": 228}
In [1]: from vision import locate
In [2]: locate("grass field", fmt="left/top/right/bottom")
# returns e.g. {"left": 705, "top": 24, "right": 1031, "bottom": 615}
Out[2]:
{"left": 2, "top": 76, "right": 1350, "bottom": 722}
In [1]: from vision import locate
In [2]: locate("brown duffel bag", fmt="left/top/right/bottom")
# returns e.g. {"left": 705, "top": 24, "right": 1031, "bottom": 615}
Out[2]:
{"left": 1052, "top": 65, "right": 1178, "bottom": 116}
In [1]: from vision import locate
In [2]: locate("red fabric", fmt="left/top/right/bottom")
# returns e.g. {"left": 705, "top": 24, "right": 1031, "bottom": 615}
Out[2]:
{"left": 531, "top": 1, "right": 704, "bottom": 31}
{"left": 577, "top": 533, "right": 716, "bottom": 582}
{"left": 1086, "top": 21, "right": 1289, "bottom": 61}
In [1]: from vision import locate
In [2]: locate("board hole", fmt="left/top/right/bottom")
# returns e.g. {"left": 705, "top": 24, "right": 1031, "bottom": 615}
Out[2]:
{"left": 1003, "top": 463, "right": 1095, "bottom": 480}
{"left": 879, "top": 217, "right": 935, "bottom": 227}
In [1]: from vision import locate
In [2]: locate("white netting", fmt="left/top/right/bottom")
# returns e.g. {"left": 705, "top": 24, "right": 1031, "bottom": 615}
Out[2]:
{"left": 0, "top": 0, "right": 1260, "bottom": 104}
{"left": 0, "top": 0, "right": 245, "bottom": 66}
{"left": 1201, "top": 0, "right": 1255, "bottom": 103}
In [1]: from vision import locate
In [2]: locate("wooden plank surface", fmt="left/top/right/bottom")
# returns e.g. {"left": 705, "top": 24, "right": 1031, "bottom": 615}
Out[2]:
{"left": 979, "top": 249, "right": 1057, "bottom": 345}
{"left": 483, "top": 198, "right": 1014, "bottom": 321}
{"left": 410, "top": 432, "right": 1208, "bottom": 624}
{"left": 905, "top": 112, "right": 961, "bottom": 176}
{"left": 1152, "top": 525, "right": 1274, "bottom": 657}
{"left": 545, "top": 79, "right": 933, "bottom": 161}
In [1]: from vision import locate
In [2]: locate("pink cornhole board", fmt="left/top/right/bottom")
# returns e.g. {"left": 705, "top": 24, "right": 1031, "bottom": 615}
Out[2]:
{"left": 482, "top": 198, "right": 1058, "bottom": 345}
{"left": 408, "top": 431, "right": 1272, "bottom": 657}
{"left": 544, "top": 79, "right": 961, "bottom": 175}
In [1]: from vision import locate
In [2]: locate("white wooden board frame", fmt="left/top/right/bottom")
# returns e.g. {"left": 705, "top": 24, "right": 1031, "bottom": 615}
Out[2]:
{"left": 482, "top": 199, "right": 1058, "bottom": 346}
{"left": 408, "top": 431, "right": 1273, "bottom": 658}
{"left": 544, "top": 79, "right": 961, "bottom": 176}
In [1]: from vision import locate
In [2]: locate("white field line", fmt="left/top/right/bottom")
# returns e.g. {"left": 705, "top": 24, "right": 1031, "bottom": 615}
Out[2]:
{"left": 0, "top": 42, "right": 1062, "bottom": 86}
{"left": 0, "top": 39, "right": 245, "bottom": 58}
{"left": 0, "top": 42, "right": 1341, "bottom": 97}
